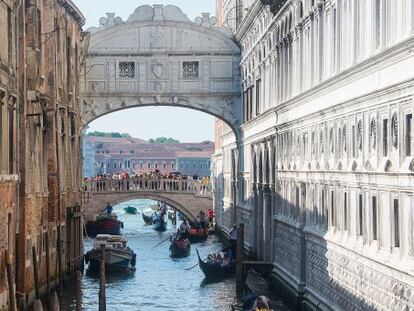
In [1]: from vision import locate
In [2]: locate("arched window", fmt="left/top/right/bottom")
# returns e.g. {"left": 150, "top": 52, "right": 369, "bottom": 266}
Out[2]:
{"left": 320, "top": 129, "right": 324, "bottom": 154}
{"left": 343, "top": 125, "right": 347, "bottom": 152}
{"left": 329, "top": 127, "right": 334, "bottom": 153}
{"left": 370, "top": 118, "right": 377, "bottom": 150}
{"left": 357, "top": 120, "right": 363, "bottom": 151}
{"left": 391, "top": 113, "right": 398, "bottom": 148}
{"left": 299, "top": 1, "right": 304, "bottom": 18}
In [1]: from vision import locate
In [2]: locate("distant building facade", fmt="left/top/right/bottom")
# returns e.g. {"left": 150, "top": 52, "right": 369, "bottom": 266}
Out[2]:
{"left": 84, "top": 136, "right": 214, "bottom": 177}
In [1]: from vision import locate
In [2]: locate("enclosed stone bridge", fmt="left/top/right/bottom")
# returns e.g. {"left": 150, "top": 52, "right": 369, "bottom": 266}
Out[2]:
{"left": 81, "top": 4, "right": 242, "bottom": 138}
{"left": 82, "top": 177, "right": 213, "bottom": 224}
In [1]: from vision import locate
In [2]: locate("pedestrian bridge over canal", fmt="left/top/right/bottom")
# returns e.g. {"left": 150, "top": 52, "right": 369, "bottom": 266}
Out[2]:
{"left": 82, "top": 178, "right": 213, "bottom": 224}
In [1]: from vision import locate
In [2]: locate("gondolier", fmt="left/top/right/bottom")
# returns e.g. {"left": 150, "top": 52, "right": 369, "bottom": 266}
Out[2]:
{"left": 102, "top": 203, "right": 113, "bottom": 215}
{"left": 178, "top": 219, "right": 190, "bottom": 239}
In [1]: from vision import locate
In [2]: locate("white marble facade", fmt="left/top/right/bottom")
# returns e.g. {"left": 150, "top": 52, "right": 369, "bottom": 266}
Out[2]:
{"left": 214, "top": 0, "right": 414, "bottom": 309}
{"left": 81, "top": 5, "right": 242, "bottom": 131}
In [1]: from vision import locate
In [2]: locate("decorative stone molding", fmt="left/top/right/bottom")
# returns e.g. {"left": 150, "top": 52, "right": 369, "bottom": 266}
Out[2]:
{"left": 57, "top": 0, "right": 85, "bottom": 27}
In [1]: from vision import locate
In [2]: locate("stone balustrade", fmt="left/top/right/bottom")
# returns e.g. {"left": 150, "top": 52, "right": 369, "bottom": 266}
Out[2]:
{"left": 83, "top": 177, "right": 212, "bottom": 197}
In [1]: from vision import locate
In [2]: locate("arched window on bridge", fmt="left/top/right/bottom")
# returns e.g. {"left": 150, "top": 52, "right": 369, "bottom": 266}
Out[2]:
{"left": 162, "top": 162, "right": 166, "bottom": 170}
{"left": 154, "top": 162, "right": 158, "bottom": 169}
{"left": 140, "top": 161, "right": 143, "bottom": 169}
{"left": 171, "top": 161, "right": 175, "bottom": 170}
{"left": 147, "top": 162, "right": 151, "bottom": 169}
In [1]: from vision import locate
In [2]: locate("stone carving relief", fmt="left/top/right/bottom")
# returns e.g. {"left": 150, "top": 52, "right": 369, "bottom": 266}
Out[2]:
{"left": 150, "top": 27, "right": 165, "bottom": 49}
{"left": 152, "top": 61, "right": 163, "bottom": 79}
{"left": 274, "top": 222, "right": 301, "bottom": 280}
{"left": 154, "top": 82, "right": 161, "bottom": 92}
{"left": 306, "top": 238, "right": 414, "bottom": 310}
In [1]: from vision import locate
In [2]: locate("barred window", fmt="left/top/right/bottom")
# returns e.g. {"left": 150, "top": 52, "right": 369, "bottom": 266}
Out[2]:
{"left": 119, "top": 62, "right": 135, "bottom": 79}
{"left": 183, "top": 61, "right": 199, "bottom": 79}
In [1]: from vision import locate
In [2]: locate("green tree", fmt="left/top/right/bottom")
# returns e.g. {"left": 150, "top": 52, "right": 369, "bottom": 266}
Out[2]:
{"left": 87, "top": 131, "right": 131, "bottom": 138}
{"left": 149, "top": 137, "right": 180, "bottom": 144}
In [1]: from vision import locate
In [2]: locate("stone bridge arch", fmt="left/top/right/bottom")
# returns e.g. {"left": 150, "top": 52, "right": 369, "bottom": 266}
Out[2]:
{"left": 81, "top": 4, "right": 242, "bottom": 138}
{"left": 84, "top": 191, "right": 212, "bottom": 225}
{"left": 82, "top": 178, "right": 214, "bottom": 225}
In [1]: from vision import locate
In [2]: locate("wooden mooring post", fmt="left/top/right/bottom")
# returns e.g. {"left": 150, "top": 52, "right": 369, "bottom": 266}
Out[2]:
{"left": 5, "top": 250, "right": 17, "bottom": 311}
{"left": 75, "top": 270, "right": 82, "bottom": 311}
{"left": 99, "top": 244, "right": 106, "bottom": 311}
{"left": 236, "top": 223, "right": 245, "bottom": 294}
{"left": 32, "top": 246, "right": 40, "bottom": 300}
{"left": 45, "top": 232, "right": 51, "bottom": 299}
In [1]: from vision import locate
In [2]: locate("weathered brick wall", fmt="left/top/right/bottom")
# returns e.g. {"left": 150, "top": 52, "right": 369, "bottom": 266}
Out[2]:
{"left": 0, "top": 179, "right": 17, "bottom": 306}
{"left": 0, "top": 0, "right": 19, "bottom": 309}
{"left": 16, "top": 0, "right": 85, "bottom": 307}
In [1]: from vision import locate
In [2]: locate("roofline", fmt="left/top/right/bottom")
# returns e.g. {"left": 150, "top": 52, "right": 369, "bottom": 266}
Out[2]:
{"left": 57, "top": 0, "right": 86, "bottom": 27}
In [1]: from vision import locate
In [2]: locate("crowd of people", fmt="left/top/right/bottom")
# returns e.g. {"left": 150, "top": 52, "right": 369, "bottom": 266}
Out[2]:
{"left": 83, "top": 170, "right": 211, "bottom": 194}
{"left": 84, "top": 170, "right": 210, "bottom": 183}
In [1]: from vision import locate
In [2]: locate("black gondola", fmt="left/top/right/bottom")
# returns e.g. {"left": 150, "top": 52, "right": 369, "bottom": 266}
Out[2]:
{"left": 142, "top": 213, "right": 154, "bottom": 225}
{"left": 169, "top": 239, "right": 191, "bottom": 258}
{"left": 196, "top": 249, "right": 235, "bottom": 280}
{"left": 153, "top": 217, "right": 167, "bottom": 231}
{"left": 187, "top": 228, "right": 209, "bottom": 243}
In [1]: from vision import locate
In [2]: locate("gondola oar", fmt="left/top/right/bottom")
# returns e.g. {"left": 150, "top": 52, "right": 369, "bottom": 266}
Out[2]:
{"left": 151, "top": 234, "right": 174, "bottom": 250}
{"left": 185, "top": 243, "right": 236, "bottom": 271}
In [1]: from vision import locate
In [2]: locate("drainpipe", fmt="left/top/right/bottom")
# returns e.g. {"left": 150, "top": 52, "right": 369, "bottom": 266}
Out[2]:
{"left": 53, "top": 0, "right": 63, "bottom": 290}
{"left": 14, "top": 0, "right": 23, "bottom": 305}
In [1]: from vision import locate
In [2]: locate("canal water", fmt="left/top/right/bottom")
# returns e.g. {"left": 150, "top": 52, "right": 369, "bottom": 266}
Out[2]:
{"left": 61, "top": 199, "right": 291, "bottom": 311}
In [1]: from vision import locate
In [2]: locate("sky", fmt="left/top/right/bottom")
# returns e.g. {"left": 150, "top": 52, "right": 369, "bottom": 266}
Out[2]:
{"left": 73, "top": 0, "right": 216, "bottom": 142}
{"left": 85, "top": 107, "right": 216, "bottom": 142}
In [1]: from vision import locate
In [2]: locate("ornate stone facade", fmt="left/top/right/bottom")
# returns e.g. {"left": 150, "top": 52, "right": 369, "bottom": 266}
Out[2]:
{"left": 81, "top": 5, "right": 242, "bottom": 138}
{"left": 214, "top": 0, "right": 414, "bottom": 309}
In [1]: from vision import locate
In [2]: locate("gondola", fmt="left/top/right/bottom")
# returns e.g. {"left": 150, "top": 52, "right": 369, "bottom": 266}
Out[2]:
{"left": 124, "top": 206, "right": 138, "bottom": 214}
{"left": 142, "top": 213, "right": 154, "bottom": 225}
{"left": 187, "top": 227, "right": 208, "bottom": 243}
{"left": 85, "top": 214, "right": 123, "bottom": 237}
{"left": 169, "top": 238, "right": 191, "bottom": 258}
{"left": 196, "top": 249, "right": 235, "bottom": 280}
{"left": 153, "top": 216, "right": 167, "bottom": 232}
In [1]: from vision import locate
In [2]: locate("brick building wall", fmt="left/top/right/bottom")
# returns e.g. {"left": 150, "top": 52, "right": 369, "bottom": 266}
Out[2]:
{"left": 0, "top": 0, "right": 19, "bottom": 308}
{"left": 14, "top": 0, "right": 86, "bottom": 308}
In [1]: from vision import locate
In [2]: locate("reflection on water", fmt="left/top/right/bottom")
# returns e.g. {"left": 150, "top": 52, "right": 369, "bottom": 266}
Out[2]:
{"left": 61, "top": 199, "right": 241, "bottom": 311}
